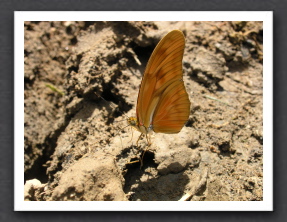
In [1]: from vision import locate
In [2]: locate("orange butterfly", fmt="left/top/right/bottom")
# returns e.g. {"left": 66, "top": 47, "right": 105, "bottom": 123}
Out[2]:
{"left": 128, "top": 30, "right": 190, "bottom": 145}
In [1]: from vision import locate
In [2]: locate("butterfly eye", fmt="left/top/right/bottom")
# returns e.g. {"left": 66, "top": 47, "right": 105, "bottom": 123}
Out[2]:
{"left": 127, "top": 117, "right": 137, "bottom": 127}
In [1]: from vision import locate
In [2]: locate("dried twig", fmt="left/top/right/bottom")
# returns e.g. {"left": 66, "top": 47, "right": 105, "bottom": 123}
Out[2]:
{"left": 178, "top": 167, "right": 209, "bottom": 201}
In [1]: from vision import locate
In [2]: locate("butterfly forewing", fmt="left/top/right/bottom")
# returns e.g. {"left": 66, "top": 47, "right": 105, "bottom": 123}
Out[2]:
{"left": 136, "top": 30, "right": 190, "bottom": 133}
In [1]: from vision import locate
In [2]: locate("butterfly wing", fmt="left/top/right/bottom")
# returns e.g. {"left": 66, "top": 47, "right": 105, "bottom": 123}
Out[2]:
{"left": 136, "top": 30, "right": 190, "bottom": 133}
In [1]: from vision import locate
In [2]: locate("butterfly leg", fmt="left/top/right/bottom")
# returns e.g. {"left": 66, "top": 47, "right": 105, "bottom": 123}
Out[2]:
{"left": 128, "top": 126, "right": 134, "bottom": 144}
{"left": 136, "top": 133, "right": 143, "bottom": 147}
{"left": 125, "top": 133, "right": 143, "bottom": 166}
{"left": 139, "top": 134, "right": 153, "bottom": 168}
{"left": 146, "top": 133, "right": 152, "bottom": 147}
{"left": 126, "top": 134, "right": 152, "bottom": 168}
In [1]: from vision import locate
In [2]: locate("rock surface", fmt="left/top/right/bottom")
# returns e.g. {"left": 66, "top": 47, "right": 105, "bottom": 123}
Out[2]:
{"left": 24, "top": 21, "right": 263, "bottom": 201}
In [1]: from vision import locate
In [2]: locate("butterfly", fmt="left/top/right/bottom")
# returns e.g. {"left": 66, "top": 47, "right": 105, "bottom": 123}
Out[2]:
{"left": 127, "top": 30, "right": 191, "bottom": 146}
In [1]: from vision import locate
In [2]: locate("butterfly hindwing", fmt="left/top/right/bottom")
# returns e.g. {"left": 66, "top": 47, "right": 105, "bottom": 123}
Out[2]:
{"left": 136, "top": 30, "right": 190, "bottom": 133}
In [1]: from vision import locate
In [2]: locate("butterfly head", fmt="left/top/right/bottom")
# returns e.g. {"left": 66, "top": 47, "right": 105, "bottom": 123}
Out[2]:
{"left": 127, "top": 116, "right": 138, "bottom": 128}
{"left": 127, "top": 116, "right": 142, "bottom": 133}
{"left": 127, "top": 116, "right": 153, "bottom": 134}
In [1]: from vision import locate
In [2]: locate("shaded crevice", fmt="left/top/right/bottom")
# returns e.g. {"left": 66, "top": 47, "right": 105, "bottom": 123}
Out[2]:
{"left": 252, "top": 133, "right": 263, "bottom": 145}
{"left": 133, "top": 44, "right": 154, "bottom": 70}
{"left": 226, "top": 60, "right": 249, "bottom": 73}
{"left": 24, "top": 114, "right": 71, "bottom": 184}
{"left": 123, "top": 150, "right": 157, "bottom": 193}
{"left": 24, "top": 77, "right": 35, "bottom": 89}
{"left": 67, "top": 54, "right": 82, "bottom": 74}
{"left": 218, "top": 141, "right": 235, "bottom": 157}
{"left": 101, "top": 74, "right": 133, "bottom": 117}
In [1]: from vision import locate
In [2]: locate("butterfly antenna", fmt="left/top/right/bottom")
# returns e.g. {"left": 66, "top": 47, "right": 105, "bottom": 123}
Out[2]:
{"left": 128, "top": 126, "right": 134, "bottom": 144}
{"left": 114, "top": 124, "right": 131, "bottom": 150}
{"left": 114, "top": 119, "right": 127, "bottom": 123}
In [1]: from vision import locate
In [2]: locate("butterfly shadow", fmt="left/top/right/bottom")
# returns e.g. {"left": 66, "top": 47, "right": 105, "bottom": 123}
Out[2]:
{"left": 122, "top": 150, "right": 193, "bottom": 201}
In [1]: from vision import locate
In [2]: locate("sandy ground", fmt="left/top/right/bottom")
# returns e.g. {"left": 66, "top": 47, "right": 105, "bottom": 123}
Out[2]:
{"left": 24, "top": 21, "right": 263, "bottom": 201}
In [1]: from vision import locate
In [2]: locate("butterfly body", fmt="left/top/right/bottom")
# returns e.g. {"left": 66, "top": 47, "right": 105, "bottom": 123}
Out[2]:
{"left": 127, "top": 116, "right": 153, "bottom": 134}
{"left": 128, "top": 30, "right": 190, "bottom": 139}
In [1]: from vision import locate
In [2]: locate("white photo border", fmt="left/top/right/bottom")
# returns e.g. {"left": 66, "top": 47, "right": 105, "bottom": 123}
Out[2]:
{"left": 15, "top": 11, "right": 273, "bottom": 211}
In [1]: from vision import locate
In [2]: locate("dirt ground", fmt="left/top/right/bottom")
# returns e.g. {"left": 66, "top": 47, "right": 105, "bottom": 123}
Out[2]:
{"left": 24, "top": 21, "right": 263, "bottom": 201}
